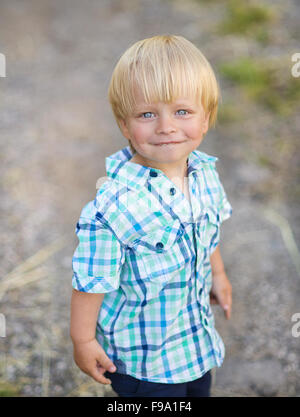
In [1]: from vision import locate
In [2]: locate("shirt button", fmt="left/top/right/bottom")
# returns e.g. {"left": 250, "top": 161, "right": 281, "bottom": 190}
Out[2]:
{"left": 169, "top": 187, "right": 176, "bottom": 195}
{"left": 155, "top": 242, "right": 164, "bottom": 251}
{"left": 149, "top": 170, "right": 158, "bottom": 177}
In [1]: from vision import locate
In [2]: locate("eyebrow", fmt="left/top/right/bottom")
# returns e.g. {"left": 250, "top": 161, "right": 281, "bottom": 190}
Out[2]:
{"left": 173, "top": 101, "right": 195, "bottom": 107}
{"left": 135, "top": 101, "right": 195, "bottom": 109}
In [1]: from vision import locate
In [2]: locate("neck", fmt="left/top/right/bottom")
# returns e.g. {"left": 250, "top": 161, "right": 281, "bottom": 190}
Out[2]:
{"left": 130, "top": 154, "right": 189, "bottom": 182}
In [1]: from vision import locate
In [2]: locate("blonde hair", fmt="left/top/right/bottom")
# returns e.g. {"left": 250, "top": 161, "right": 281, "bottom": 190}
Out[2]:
{"left": 108, "top": 35, "right": 220, "bottom": 153}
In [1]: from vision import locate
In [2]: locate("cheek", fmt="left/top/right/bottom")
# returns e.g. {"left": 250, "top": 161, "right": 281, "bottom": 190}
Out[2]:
{"left": 184, "top": 122, "right": 204, "bottom": 138}
{"left": 186, "top": 124, "right": 202, "bottom": 139}
{"left": 131, "top": 124, "right": 152, "bottom": 144}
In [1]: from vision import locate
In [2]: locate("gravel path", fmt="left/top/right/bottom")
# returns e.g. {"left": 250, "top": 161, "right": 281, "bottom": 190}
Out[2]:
{"left": 0, "top": 0, "right": 299, "bottom": 397}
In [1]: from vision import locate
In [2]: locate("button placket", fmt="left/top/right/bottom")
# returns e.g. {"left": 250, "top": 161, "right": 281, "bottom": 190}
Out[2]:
{"left": 149, "top": 169, "right": 158, "bottom": 178}
{"left": 189, "top": 174, "right": 201, "bottom": 220}
{"left": 155, "top": 241, "right": 164, "bottom": 252}
{"left": 150, "top": 170, "right": 193, "bottom": 222}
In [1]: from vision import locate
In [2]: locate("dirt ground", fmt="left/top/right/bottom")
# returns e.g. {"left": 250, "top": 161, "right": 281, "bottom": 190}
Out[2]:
{"left": 0, "top": 0, "right": 299, "bottom": 397}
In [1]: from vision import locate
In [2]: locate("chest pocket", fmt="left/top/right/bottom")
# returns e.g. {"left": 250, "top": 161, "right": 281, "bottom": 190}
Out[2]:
{"left": 131, "top": 221, "right": 188, "bottom": 283}
{"left": 195, "top": 207, "right": 220, "bottom": 250}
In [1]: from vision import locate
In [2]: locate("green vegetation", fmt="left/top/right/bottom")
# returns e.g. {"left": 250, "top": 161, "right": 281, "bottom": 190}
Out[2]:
{"left": 218, "top": 0, "right": 274, "bottom": 37}
{"left": 219, "top": 57, "right": 300, "bottom": 115}
{"left": 217, "top": 103, "right": 243, "bottom": 124}
{"left": 184, "top": 0, "right": 276, "bottom": 43}
{"left": 0, "top": 381, "right": 21, "bottom": 397}
{"left": 257, "top": 155, "right": 275, "bottom": 169}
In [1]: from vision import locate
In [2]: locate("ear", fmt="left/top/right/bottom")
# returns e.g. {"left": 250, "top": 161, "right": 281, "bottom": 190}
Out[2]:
{"left": 119, "top": 119, "right": 131, "bottom": 140}
{"left": 203, "top": 111, "right": 210, "bottom": 134}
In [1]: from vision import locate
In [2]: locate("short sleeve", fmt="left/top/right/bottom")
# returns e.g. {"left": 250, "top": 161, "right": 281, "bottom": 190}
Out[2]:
{"left": 219, "top": 186, "right": 233, "bottom": 223}
{"left": 214, "top": 168, "right": 233, "bottom": 223}
{"left": 72, "top": 212, "right": 125, "bottom": 293}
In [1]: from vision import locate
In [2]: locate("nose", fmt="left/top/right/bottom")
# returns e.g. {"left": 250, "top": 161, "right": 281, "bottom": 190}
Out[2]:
{"left": 155, "top": 114, "right": 177, "bottom": 135}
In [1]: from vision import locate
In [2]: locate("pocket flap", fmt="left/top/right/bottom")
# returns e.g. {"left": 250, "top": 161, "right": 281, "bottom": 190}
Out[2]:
{"left": 205, "top": 207, "right": 220, "bottom": 225}
{"left": 195, "top": 207, "right": 220, "bottom": 248}
{"left": 195, "top": 207, "right": 219, "bottom": 227}
{"left": 132, "top": 220, "right": 183, "bottom": 253}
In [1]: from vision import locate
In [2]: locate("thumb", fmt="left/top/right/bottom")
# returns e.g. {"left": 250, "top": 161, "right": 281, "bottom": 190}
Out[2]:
{"left": 217, "top": 290, "right": 231, "bottom": 319}
{"left": 96, "top": 345, "right": 116, "bottom": 373}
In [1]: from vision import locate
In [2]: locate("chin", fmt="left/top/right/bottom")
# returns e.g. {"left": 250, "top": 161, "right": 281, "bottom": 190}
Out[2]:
{"left": 153, "top": 154, "right": 186, "bottom": 163}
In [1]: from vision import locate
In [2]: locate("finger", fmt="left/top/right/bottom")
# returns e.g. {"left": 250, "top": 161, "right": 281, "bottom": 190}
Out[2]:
{"left": 223, "top": 304, "right": 231, "bottom": 320}
{"left": 79, "top": 363, "right": 112, "bottom": 385}
{"left": 217, "top": 289, "right": 230, "bottom": 311}
{"left": 223, "top": 294, "right": 232, "bottom": 320}
{"left": 96, "top": 355, "right": 116, "bottom": 374}
{"left": 91, "top": 366, "right": 113, "bottom": 385}
{"left": 95, "top": 344, "right": 117, "bottom": 373}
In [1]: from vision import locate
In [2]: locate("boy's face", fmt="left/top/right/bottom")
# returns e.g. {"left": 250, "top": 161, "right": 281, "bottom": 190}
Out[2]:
{"left": 119, "top": 87, "right": 210, "bottom": 171}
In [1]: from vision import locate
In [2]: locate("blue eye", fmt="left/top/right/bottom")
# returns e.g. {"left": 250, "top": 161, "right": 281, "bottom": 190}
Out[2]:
{"left": 142, "top": 112, "right": 154, "bottom": 118}
{"left": 140, "top": 109, "right": 188, "bottom": 118}
{"left": 178, "top": 109, "right": 187, "bottom": 116}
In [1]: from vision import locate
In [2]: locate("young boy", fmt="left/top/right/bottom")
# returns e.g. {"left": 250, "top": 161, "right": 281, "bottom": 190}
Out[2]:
{"left": 70, "top": 35, "right": 233, "bottom": 397}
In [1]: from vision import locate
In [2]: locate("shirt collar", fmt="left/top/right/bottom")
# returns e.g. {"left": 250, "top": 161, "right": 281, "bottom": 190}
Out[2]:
{"left": 105, "top": 145, "right": 218, "bottom": 190}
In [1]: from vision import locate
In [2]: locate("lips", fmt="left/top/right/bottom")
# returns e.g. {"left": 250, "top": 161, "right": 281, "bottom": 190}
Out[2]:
{"left": 154, "top": 141, "right": 183, "bottom": 145}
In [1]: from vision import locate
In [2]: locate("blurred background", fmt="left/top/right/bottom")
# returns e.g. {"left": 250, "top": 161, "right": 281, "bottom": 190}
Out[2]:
{"left": 0, "top": 0, "right": 299, "bottom": 397}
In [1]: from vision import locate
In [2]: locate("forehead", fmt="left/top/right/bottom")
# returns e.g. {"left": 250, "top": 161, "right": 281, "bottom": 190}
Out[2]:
{"left": 133, "top": 84, "right": 201, "bottom": 108}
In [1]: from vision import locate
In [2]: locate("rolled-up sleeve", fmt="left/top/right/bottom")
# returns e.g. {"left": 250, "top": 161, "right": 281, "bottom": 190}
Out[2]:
{"left": 72, "top": 213, "right": 125, "bottom": 293}
{"left": 219, "top": 188, "right": 233, "bottom": 223}
{"left": 214, "top": 168, "right": 233, "bottom": 224}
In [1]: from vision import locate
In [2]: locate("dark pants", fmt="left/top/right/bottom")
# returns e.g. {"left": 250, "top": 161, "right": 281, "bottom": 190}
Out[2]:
{"left": 104, "top": 370, "right": 211, "bottom": 397}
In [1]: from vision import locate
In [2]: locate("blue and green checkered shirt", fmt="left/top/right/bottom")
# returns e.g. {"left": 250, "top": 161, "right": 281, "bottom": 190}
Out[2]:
{"left": 72, "top": 145, "right": 232, "bottom": 383}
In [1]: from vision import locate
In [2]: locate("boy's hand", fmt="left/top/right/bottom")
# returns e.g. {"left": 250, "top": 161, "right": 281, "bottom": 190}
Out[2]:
{"left": 72, "top": 338, "right": 117, "bottom": 384}
{"left": 210, "top": 271, "right": 232, "bottom": 320}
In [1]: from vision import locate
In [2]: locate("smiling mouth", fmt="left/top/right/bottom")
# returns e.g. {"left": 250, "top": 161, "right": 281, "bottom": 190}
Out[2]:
{"left": 154, "top": 141, "right": 184, "bottom": 146}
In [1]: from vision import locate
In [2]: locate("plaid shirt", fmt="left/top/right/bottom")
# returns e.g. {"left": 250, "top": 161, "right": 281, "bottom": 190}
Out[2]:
{"left": 72, "top": 145, "right": 232, "bottom": 383}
